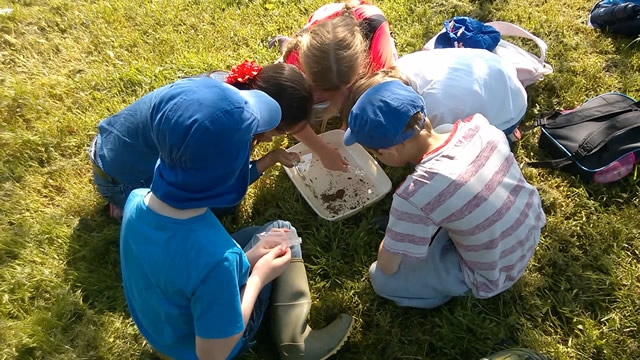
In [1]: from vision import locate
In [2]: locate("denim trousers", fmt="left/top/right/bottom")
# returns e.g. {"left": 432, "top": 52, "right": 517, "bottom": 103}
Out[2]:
{"left": 88, "top": 136, "right": 149, "bottom": 209}
{"left": 231, "top": 220, "right": 302, "bottom": 357}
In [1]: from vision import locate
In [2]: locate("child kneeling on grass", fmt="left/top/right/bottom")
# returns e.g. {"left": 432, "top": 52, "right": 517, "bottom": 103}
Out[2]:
{"left": 120, "top": 79, "right": 352, "bottom": 359}
{"left": 341, "top": 48, "right": 528, "bottom": 137}
{"left": 272, "top": 0, "right": 398, "bottom": 172}
{"left": 90, "top": 62, "right": 311, "bottom": 217}
{"left": 342, "top": 80, "right": 546, "bottom": 309}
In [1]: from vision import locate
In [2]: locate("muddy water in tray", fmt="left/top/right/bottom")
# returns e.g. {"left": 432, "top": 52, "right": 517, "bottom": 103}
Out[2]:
{"left": 300, "top": 157, "right": 374, "bottom": 216}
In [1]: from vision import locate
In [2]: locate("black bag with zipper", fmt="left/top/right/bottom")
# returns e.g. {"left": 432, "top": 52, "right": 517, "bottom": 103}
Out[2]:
{"left": 524, "top": 92, "right": 640, "bottom": 183}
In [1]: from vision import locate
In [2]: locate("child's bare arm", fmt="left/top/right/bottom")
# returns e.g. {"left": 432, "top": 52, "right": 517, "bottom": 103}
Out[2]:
{"left": 195, "top": 247, "right": 291, "bottom": 359}
{"left": 255, "top": 149, "right": 301, "bottom": 173}
{"left": 195, "top": 332, "right": 243, "bottom": 360}
{"left": 194, "top": 276, "right": 262, "bottom": 359}
{"left": 293, "top": 125, "right": 348, "bottom": 171}
{"left": 377, "top": 240, "right": 402, "bottom": 275}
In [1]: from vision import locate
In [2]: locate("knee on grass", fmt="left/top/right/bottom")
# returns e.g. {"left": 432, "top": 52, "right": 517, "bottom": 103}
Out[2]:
{"left": 260, "top": 219, "right": 295, "bottom": 232}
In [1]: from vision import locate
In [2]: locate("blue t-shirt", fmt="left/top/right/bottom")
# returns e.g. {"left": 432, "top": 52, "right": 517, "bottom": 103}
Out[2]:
{"left": 120, "top": 189, "right": 251, "bottom": 359}
{"left": 96, "top": 79, "right": 262, "bottom": 186}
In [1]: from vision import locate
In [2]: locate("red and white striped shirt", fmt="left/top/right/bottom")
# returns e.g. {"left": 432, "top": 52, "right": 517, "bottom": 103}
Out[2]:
{"left": 384, "top": 114, "right": 546, "bottom": 298}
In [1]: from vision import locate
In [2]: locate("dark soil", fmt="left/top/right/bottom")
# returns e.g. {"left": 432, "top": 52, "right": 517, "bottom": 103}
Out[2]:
{"left": 320, "top": 189, "right": 345, "bottom": 203}
{"left": 298, "top": 157, "right": 375, "bottom": 217}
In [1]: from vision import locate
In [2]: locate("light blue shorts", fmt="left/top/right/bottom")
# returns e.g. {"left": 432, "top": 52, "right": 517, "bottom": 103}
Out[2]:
{"left": 369, "top": 229, "right": 469, "bottom": 309}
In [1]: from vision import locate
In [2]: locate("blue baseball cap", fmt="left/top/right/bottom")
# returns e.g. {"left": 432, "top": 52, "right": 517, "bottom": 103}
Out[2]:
{"left": 150, "top": 77, "right": 281, "bottom": 209}
{"left": 344, "top": 80, "right": 426, "bottom": 149}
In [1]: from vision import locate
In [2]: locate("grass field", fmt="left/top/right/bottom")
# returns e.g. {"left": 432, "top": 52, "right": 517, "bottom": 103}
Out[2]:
{"left": 1, "top": 0, "right": 639, "bottom": 359}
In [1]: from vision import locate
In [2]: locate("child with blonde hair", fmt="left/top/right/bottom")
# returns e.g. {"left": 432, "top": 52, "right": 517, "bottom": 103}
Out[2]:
{"left": 343, "top": 80, "right": 545, "bottom": 308}
{"left": 342, "top": 48, "right": 528, "bottom": 137}
{"left": 272, "top": 0, "right": 397, "bottom": 171}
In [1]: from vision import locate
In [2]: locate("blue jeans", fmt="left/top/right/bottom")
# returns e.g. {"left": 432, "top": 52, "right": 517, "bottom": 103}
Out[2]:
{"left": 89, "top": 136, "right": 150, "bottom": 209}
{"left": 369, "top": 229, "right": 469, "bottom": 309}
{"left": 231, "top": 220, "right": 302, "bottom": 357}
{"left": 91, "top": 168, "right": 150, "bottom": 209}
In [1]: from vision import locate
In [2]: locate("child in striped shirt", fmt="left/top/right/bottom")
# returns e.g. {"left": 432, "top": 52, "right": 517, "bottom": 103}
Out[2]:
{"left": 342, "top": 80, "right": 546, "bottom": 308}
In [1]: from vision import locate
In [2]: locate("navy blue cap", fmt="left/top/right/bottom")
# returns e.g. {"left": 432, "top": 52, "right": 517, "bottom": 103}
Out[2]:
{"left": 344, "top": 80, "right": 425, "bottom": 149}
{"left": 435, "top": 17, "right": 501, "bottom": 52}
{"left": 150, "top": 77, "right": 281, "bottom": 209}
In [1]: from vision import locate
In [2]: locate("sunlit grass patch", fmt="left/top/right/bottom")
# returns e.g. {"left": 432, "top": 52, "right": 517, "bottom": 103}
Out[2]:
{"left": 1, "top": 0, "right": 639, "bottom": 359}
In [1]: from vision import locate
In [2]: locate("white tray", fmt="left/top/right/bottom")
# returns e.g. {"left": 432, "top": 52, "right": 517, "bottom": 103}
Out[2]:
{"left": 284, "top": 129, "right": 392, "bottom": 221}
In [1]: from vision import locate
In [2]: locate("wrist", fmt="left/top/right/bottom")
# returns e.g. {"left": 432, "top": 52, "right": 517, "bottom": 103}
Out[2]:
{"left": 246, "top": 272, "right": 266, "bottom": 291}
{"left": 266, "top": 150, "right": 281, "bottom": 165}
{"left": 245, "top": 248, "right": 260, "bottom": 268}
{"left": 255, "top": 152, "right": 276, "bottom": 173}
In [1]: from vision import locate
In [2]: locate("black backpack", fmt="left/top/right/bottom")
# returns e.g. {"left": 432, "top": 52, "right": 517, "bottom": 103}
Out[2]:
{"left": 589, "top": 0, "right": 640, "bottom": 37}
{"left": 524, "top": 93, "right": 640, "bottom": 183}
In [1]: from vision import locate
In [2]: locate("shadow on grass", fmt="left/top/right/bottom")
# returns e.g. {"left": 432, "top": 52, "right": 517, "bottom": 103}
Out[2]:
{"left": 231, "top": 167, "right": 518, "bottom": 359}
{"left": 595, "top": 30, "right": 640, "bottom": 50}
{"left": 64, "top": 204, "right": 127, "bottom": 314}
{"left": 64, "top": 203, "right": 169, "bottom": 359}
{"left": 58, "top": 166, "right": 638, "bottom": 359}
{"left": 235, "top": 162, "right": 637, "bottom": 359}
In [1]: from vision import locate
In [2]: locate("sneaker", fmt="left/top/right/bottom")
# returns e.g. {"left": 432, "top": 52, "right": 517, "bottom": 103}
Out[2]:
{"left": 507, "top": 127, "right": 522, "bottom": 143}
{"left": 268, "top": 35, "right": 292, "bottom": 54}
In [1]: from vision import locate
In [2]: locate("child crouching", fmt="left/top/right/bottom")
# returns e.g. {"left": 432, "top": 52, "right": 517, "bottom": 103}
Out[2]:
{"left": 343, "top": 80, "right": 546, "bottom": 308}
{"left": 120, "top": 78, "right": 352, "bottom": 359}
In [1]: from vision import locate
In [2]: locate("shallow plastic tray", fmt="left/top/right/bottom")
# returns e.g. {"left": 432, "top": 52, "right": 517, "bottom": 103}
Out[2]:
{"left": 284, "top": 129, "right": 392, "bottom": 221}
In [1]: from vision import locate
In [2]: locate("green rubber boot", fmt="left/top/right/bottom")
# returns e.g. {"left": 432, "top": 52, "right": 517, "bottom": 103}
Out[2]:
{"left": 480, "top": 348, "right": 549, "bottom": 360}
{"left": 271, "top": 259, "right": 353, "bottom": 360}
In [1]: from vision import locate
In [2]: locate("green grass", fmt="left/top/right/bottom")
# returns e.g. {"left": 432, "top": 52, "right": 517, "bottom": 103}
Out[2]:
{"left": 1, "top": 0, "right": 639, "bottom": 359}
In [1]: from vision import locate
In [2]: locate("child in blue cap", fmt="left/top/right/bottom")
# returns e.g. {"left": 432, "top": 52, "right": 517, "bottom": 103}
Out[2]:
{"left": 120, "top": 77, "right": 353, "bottom": 359}
{"left": 343, "top": 80, "right": 546, "bottom": 308}
{"left": 90, "top": 63, "right": 311, "bottom": 217}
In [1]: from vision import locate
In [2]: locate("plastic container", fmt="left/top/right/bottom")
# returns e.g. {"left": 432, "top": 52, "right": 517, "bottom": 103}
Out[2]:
{"left": 284, "top": 129, "right": 392, "bottom": 221}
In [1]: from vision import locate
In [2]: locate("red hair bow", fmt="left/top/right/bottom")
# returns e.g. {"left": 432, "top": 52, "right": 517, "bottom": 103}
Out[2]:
{"left": 224, "top": 60, "right": 263, "bottom": 84}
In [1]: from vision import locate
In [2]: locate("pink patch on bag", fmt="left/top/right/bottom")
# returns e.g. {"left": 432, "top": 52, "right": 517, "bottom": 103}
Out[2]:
{"left": 593, "top": 152, "right": 638, "bottom": 184}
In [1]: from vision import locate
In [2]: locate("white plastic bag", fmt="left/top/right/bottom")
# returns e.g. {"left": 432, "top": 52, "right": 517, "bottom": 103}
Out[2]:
{"left": 256, "top": 231, "right": 302, "bottom": 248}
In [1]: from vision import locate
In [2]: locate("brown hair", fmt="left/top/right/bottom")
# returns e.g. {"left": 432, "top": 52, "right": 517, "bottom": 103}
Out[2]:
{"left": 404, "top": 111, "right": 432, "bottom": 133}
{"left": 340, "top": 66, "right": 408, "bottom": 126}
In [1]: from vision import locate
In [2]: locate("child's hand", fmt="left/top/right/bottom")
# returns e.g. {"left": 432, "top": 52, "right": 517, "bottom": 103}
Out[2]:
{"left": 318, "top": 147, "right": 349, "bottom": 172}
{"left": 245, "top": 228, "right": 291, "bottom": 267}
{"left": 251, "top": 246, "right": 291, "bottom": 285}
{"left": 270, "top": 148, "right": 300, "bottom": 168}
{"left": 256, "top": 149, "right": 300, "bottom": 173}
